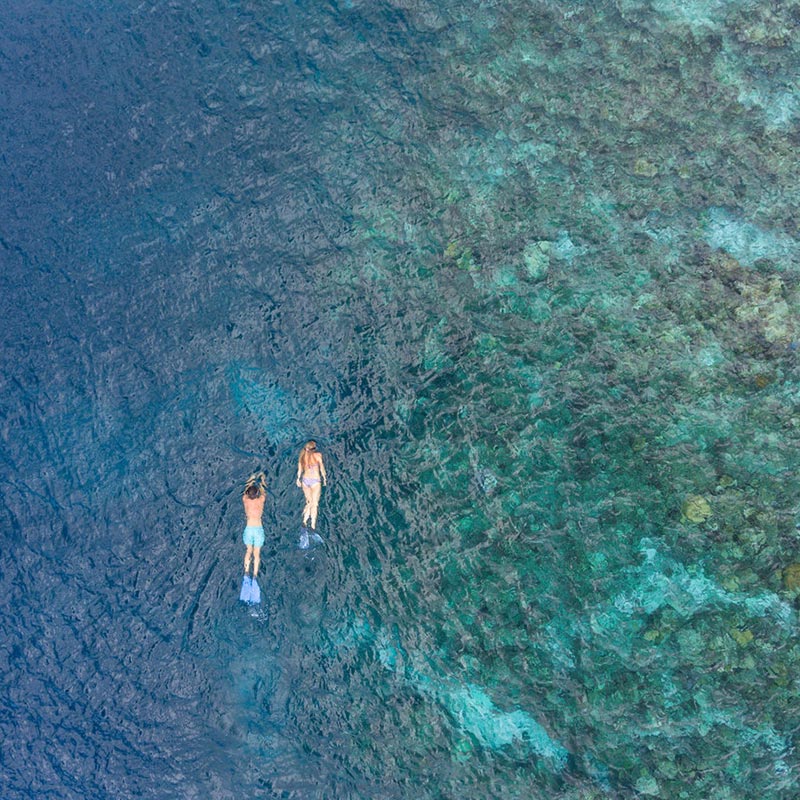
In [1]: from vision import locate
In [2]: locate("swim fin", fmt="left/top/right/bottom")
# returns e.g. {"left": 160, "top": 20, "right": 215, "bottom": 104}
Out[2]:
{"left": 249, "top": 577, "right": 261, "bottom": 605}
{"left": 299, "top": 527, "right": 310, "bottom": 549}
{"left": 239, "top": 575, "right": 252, "bottom": 602}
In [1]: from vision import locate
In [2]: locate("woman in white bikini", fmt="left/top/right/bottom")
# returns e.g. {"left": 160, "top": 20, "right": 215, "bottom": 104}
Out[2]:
{"left": 296, "top": 441, "right": 327, "bottom": 529}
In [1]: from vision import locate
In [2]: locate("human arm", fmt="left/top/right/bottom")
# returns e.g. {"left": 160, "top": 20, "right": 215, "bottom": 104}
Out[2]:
{"left": 318, "top": 454, "right": 327, "bottom": 486}
{"left": 245, "top": 471, "right": 267, "bottom": 494}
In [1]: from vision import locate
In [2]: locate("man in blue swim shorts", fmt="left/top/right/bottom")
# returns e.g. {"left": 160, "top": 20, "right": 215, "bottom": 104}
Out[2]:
{"left": 242, "top": 472, "right": 267, "bottom": 579}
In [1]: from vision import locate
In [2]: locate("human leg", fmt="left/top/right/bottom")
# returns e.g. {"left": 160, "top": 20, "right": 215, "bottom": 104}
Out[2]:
{"left": 244, "top": 544, "right": 253, "bottom": 575}
{"left": 301, "top": 483, "right": 313, "bottom": 526}
{"left": 252, "top": 547, "right": 261, "bottom": 577}
{"left": 309, "top": 483, "right": 322, "bottom": 529}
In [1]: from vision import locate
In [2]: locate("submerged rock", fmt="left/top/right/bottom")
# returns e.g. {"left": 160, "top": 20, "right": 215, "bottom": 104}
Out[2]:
{"left": 733, "top": 6, "right": 794, "bottom": 46}
{"left": 634, "top": 774, "right": 661, "bottom": 796}
{"left": 633, "top": 158, "right": 659, "bottom": 177}
{"left": 782, "top": 563, "right": 800, "bottom": 593}
{"left": 732, "top": 275, "right": 797, "bottom": 344}
{"left": 715, "top": 475, "right": 737, "bottom": 491}
{"left": 681, "top": 494, "right": 712, "bottom": 523}
{"left": 522, "top": 240, "right": 551, "bottom": 281}
{"left": 473, "top": 466, "right": 499, "bottom": 495}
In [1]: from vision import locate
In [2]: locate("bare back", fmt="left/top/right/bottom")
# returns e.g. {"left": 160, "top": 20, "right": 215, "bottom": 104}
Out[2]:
{"left": 243, "top": 492, "right": 265, "bottom": 526}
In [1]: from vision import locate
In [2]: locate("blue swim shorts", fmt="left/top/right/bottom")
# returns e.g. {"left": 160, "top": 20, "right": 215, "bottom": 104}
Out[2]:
{"left": 243, "top": 525, "right": 265, "bottom": 547}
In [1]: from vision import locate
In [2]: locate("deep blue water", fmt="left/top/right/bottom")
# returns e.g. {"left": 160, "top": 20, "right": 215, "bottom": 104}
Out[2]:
{"left": 2, "top": 1, "right": 800, "bottom": 798}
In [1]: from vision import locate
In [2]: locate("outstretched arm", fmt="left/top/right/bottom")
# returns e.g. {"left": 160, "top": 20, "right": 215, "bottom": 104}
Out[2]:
{"left": 245, "top": 471, "right": 267, "bottom": 493}
{"left": 319, "top": 455, "right": 327, "bottom": 486}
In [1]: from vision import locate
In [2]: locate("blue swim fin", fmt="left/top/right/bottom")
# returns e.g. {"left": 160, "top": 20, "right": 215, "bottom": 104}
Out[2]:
{"left": 299, "top": 528, "right": 310, "bottom": 549}
{"left": 239, "top": 576, "right": 252, "bottom": 602}
{"left": 311, "top": 532, "right": 324, "bottom": 545}
{"left": 249, "top": 577, "right": 261, "bottom": 605}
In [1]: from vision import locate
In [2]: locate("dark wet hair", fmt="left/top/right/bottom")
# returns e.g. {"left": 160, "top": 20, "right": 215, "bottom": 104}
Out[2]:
{"left": 244, "top": 484, "right": 261, "bottom": 499}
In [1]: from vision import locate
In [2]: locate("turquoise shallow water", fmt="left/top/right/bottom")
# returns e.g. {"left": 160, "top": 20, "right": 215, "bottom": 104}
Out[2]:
{"left": 1, "top": 1, "right": 799, "bottom": 798}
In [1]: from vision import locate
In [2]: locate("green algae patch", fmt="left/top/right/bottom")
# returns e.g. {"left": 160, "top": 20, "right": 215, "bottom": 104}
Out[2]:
{"left": 729, "top": 628, "right": 754, "bottom": 647}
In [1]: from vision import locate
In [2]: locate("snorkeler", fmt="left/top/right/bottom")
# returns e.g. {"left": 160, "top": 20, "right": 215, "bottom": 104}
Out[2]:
{"left": 242, "top": 471, "right": 267, "bottom": 579}
{"left": 296, "top": 441, "right": 327, "bottom": 529}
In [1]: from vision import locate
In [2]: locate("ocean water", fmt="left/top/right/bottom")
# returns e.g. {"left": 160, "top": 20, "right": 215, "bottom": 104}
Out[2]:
{"left": 1, "top": 1, "right": 799, "bottom": 798}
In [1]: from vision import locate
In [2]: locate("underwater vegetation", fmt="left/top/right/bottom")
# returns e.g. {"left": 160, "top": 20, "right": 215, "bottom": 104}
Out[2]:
{"left": 295, "top": 1, "right": 800, "bottom": 797}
